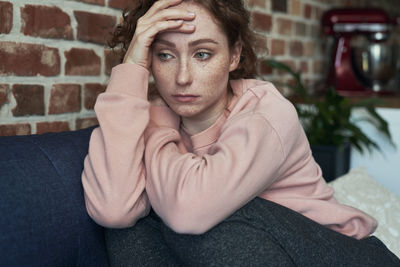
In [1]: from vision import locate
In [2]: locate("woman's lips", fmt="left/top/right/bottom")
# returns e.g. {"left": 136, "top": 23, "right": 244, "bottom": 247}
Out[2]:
{"left": 172, "top": 94, "right": 199, "bottom": 103}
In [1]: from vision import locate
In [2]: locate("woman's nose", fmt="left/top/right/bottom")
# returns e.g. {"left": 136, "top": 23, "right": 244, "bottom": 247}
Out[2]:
{"left": 176, "top": 61, "right": 192, "bottom": 86}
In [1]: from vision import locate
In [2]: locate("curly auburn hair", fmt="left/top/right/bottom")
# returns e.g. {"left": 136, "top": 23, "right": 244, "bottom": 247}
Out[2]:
{"left": 109, "top": 0, "right": 258, "bottom": 79}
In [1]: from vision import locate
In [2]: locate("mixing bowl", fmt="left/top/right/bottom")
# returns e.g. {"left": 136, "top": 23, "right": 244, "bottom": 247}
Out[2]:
{"left": 351, "top": 43, "right": 399, "bottom": 92}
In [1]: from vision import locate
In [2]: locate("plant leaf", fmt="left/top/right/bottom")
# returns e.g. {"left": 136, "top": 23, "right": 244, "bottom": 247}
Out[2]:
{"left": 263, "top": 58, "right": 394, "bottom": 154}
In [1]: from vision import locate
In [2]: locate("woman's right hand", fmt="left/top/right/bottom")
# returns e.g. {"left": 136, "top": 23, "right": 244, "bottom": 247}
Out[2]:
{"left": 123, "top": 0, "right": 196, "bottom": 69}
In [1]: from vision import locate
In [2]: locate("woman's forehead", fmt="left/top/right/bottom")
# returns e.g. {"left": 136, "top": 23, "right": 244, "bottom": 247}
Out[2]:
{"left": 158, "top": 2, "right": 228, "bottom": 45}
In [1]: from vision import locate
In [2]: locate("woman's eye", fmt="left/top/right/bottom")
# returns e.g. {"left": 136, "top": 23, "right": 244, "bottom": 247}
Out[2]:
{"left": 194, "top": 51, "right": 211, "bottom": 60}
{"left": 157, "top": 53, "right": 173, "bottom": 61}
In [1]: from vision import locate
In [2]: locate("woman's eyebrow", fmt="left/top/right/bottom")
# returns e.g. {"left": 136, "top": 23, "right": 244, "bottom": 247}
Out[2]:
{"left": 189, "top": 38, "right": 219, "bottom": 46}
{"left": 153, "top": 39, "right": 175, "bottom": 47}
{"left": 153, "top": 38, "right": 219, "bottom": 47}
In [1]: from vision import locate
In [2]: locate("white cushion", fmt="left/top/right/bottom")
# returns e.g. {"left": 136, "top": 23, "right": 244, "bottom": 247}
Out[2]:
{"left": 330, "top": 167, "right": 400, "bottom": 258}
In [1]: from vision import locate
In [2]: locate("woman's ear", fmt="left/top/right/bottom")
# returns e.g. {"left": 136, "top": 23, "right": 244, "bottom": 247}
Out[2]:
{"left": 229, "top": 41, "right": 243, "bottom": 72}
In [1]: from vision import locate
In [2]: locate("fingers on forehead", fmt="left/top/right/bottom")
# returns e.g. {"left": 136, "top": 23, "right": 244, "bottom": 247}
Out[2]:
{"left": 153, "top": 0, "right": 183, "bottom": 10}
{"left": 145, "top": 0, "right": 184, "bottom": 18}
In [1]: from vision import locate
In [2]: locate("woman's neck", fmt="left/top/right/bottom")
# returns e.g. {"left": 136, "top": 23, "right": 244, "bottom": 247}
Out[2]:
{"left": 182, "top": 91, "right": 232, "bottom": 135}
{"left": 182, "top": 112, "right": 222, "bottom": 135}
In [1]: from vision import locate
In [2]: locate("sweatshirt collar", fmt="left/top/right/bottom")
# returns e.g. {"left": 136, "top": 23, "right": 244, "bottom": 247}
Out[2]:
{"left": 184, "top": 79, "right": 244, "bottom": 150}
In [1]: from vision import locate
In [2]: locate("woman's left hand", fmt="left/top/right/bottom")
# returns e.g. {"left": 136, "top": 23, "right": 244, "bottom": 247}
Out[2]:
{"left": 122, "top": 0, "right": 195, "bottom": 69}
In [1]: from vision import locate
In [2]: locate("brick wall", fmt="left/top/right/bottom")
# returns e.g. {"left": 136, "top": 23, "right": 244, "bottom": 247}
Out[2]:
{"left": 1, "top": 0, "right": 399, "bottom": 136}
{"left": 247, "top": 0, "right": 400, "bottom": 94}
{"left": 0, "top": 0, "right": 127, "bottom": 135}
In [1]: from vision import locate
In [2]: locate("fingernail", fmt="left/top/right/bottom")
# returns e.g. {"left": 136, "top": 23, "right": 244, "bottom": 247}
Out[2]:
{"left": 187, "top": 12, "right": 195, "bottom": 17}
{"left": 186, "top": 24, "right": 195, "bottom": 29}
{"left": 176, "top": 20, "right": 183, "bottom": 23}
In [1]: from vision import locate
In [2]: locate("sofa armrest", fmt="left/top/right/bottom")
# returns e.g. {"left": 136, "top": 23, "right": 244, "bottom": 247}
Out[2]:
{"left": 0, "top": 127, "right": 109, "bottom": 266}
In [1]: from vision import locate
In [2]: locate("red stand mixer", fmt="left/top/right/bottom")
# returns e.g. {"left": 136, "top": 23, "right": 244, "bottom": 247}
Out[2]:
{"left": 322, "top": 8, "right": 399, "bottom": 95}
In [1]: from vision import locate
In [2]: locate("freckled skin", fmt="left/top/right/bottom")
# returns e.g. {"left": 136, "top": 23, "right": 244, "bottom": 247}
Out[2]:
{"left": 151, "top": 2, "right": 241, "bottom": 134}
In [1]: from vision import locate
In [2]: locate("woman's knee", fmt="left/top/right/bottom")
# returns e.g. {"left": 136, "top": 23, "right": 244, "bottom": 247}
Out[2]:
{"left": 161, "top": 213, "right": 294, "bottom": 266}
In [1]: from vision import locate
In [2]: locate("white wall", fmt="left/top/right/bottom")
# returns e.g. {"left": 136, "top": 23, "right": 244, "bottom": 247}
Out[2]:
{"left": 350, "top": 108, "right": 400, "bottom": 196}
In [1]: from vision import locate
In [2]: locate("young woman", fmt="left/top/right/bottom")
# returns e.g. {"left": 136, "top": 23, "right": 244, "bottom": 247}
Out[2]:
{"left": 81, "top": 0, "right": 400, "bottom": 265}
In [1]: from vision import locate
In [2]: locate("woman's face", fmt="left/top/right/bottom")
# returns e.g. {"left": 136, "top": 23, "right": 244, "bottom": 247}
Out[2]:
{"left": 151, "top": 2, "right": 241, "bottom": 122}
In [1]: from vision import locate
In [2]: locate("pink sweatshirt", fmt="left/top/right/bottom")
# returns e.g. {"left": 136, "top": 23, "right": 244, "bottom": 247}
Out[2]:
{"left": 82, "top": 63, "right": 377, "bottom": 239}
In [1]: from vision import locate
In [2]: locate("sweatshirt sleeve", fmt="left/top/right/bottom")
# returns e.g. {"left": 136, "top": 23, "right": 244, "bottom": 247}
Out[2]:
{"left": 81, "top": 63, "right": 151, "bottom": 228}
{"left": 144, "top": 111, "right": 286, "bottom": 234}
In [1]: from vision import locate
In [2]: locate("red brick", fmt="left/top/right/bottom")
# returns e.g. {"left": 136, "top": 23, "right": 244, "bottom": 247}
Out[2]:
{"left": 105, "top": 49, "right": 121, "bottom": 75}
{"left": 21, "top": 5, "right": 73, "bottom": 40}
{"left": 76, "top": 117, "right": 98, "bottom": 130}
{"left": 289, "top": 41, "right": 304, "bottom": 57}
{"left": 74, "top": 11, "right": 116, "bottom": 45}
{"left": 295, "top": 22, "right": 307, "bottom": 36}
{"left": 12, "top": 84, "right": 44, "bottom": 116}
{"left": 313, "top": 60, "right": 324, "bottom": 74}
{"left": 276, "top": 18, "right": 292, "bottom": 36}
{"left": 300, "top": 61, "right": 309, "bottom": 74}
{"left": 258, "top": 59, "right": 273, "bottom": 75}
{"left": 64, "top": 48, "right": 101, "bottom": 76}
{"left": 251, "top": 12, "right": 272, "bottom": 32}
{"left": 0, "top": 42, "right": 60, "bottom": 76}
{"left": 271, "top": 0, "right": 287, "bottom": 13}
{"left": 0, "top": 1, "right": 13, "bottom": 34}
{"left": 109, "top": 0, "right": 133, "bottom": 9}
{"left": 278, "top": 60, "right": 296, "bottom": 74}
{"left": 84, "top": 83, "right": 106, "bottom": 109}
{"left": 0, "top": 124, "right": 31, "bottom": 136}
{"left": 304, "top": 4, "right": 312, "bottom": 19}
{"left": 270, "top": 39, "right": 285, "bottom": 55}
{"left": 314, "top": 6, "right": 323, "bottom": 20}
{"left": 290, "top": 0, "right": 302, "bottom": 16}
{"left": 49, "top": 84, "right": 81, "bottom": 114}
{"left": 305, "top": 42, "right": 315, "bottom": 57}
{"left": 76, "top": 0, "right": 105, "bottom": 6}
{"left": 0, "top": 84, "right": 9, "bottom": 107}
{"left": 36, "top": 121, "right": 70, "bottom": 134}
{"left": 286, "top": 77, "right": 297, "bottom": 88}
{"left": 254, "top": 34, "right": 268, "bottom": 55}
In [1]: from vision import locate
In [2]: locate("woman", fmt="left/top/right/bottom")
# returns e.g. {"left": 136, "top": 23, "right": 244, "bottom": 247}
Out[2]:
{"left": 81, "top": 0, "right": 400, "bottom": 265}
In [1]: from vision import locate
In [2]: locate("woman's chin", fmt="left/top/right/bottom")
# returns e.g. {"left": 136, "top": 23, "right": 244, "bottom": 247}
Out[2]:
{"left": 169, "top": 105, "right": 201, "bottom": 119}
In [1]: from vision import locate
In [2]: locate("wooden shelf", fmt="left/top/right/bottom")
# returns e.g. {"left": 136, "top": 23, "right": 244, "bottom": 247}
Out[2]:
{"left": 347, "top": 94, "right": 400, "bottom": 108}
{"left": 289, "top": 93, "right": 400, "bottom": 109}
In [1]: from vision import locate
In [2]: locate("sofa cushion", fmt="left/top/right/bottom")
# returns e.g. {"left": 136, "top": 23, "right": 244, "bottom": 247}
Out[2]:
{"left": 0, "top": 127, "right": 109, "bottom": 266}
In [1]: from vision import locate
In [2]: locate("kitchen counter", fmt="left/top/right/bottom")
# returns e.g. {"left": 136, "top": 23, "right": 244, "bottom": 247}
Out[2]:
{"left": 289, "top": 92, "right": 400, "bottom": 109}
{"left": 348, "top": 93, "right": 400, "bottom": 108}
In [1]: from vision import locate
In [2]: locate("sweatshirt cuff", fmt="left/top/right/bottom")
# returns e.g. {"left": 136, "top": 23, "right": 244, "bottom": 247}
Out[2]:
{"left": 107, "top": 63, "right": 150, "bottom": 99}
{"left": 149, "top": 106, "right": 180, "bottom": 130}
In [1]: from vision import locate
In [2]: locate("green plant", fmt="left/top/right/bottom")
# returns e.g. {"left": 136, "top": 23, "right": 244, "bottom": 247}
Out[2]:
{"left": 266, "top": 59, "right": 394, "bottom": 153}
